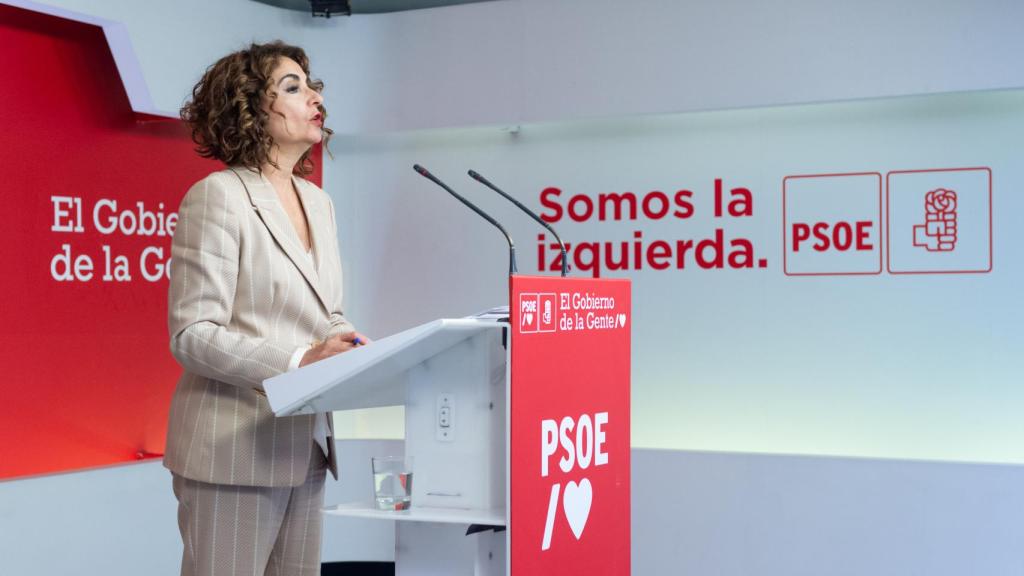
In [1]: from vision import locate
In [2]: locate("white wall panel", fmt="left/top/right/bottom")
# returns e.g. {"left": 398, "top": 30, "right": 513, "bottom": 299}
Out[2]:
{"left": 632, "top": 449, "right": 1024, "bottom": 576}
{"left": 328, "top": 89, "right": 1024, "bottom": 464}
{"left": 334, "top": 0, "right": 1024, "bottom": 133}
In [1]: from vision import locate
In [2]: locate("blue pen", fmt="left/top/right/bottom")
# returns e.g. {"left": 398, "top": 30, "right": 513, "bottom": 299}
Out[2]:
{"left": 353, "top": 337, "right": 363, "bottom": 346}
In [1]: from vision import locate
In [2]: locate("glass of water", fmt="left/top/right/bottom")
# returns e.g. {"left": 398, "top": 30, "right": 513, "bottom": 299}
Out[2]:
{"left": 372, "top": 456, "right": 413, "bottom": 511}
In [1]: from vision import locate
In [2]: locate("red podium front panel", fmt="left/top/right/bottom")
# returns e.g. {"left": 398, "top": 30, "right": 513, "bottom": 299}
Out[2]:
{"left": 510, "top": 275, "right": 631, "bottom": 576}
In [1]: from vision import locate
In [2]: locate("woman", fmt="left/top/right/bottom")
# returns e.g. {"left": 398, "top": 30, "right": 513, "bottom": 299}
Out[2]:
{"left": 164, "top": 41, "right": 366, "bottom": 576}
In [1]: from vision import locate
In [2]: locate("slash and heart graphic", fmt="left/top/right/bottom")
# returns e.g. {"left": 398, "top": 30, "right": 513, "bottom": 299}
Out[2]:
{"left": 543, "top": 477, "right": 594, "bottom": 550}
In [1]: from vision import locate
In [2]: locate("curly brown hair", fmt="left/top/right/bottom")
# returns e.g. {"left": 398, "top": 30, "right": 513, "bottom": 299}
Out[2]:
{"left": 180, "top": 41, "right": 331, "bottom": 175}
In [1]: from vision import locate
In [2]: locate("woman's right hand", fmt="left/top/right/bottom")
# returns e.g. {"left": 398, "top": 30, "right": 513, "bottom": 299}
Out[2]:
{"left": 299, "top": 332, "right": 360, "bottom": 367}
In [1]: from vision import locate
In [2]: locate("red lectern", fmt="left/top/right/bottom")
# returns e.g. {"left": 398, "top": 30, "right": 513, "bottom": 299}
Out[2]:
{"left": 509, "top": 276, "right": 632, "bottom": 575}
{"left": 264, "top": 275, "right": 631, "bottom": 575}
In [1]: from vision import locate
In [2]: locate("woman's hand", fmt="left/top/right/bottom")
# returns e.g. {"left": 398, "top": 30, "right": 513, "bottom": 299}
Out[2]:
{"left": 300, "top": 332, "right": 363, "bottom": 367}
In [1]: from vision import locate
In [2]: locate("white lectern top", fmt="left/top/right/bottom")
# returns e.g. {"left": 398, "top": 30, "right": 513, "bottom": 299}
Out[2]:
{"left": 263, "top": 318, "right": 504, "bottom": 417}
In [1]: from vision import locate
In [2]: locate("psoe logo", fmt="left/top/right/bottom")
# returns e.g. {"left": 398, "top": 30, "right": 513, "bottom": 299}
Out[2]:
{"left": 540, "top": 412, "right": 609, "bottom": 550}
{"left": 519, "top": 293, "right": 558, "bottom": 334}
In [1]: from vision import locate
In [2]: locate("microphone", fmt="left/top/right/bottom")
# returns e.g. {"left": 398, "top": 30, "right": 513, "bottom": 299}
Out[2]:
{"left": 413, "top": 164, "right": 518, "bottom": 275}
{"left": 468, "top": 170, "right": 569, "bottom": 277}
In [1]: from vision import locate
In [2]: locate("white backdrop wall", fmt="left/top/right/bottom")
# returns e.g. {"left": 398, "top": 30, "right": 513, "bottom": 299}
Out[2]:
{"left": 632, "top": 449, "right": 1024, "bottom": 576}
{"left": 4, "top": 0, "right": 1024, "bottom": 574}
{"left": 333, "top": 88, "right": 1024, "bottom": 464}
{"left": 330, "top": 0, "right": 1024, "bottom": 133}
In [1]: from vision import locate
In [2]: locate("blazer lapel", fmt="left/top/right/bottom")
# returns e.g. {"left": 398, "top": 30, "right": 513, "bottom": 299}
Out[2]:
{"left": 229, "top": 167, "right": 331, "bottom": 312}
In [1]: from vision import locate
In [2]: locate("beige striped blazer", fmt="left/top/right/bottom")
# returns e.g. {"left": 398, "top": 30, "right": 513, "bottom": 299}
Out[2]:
{"left": 164, "top": 167, "right": 351, "bottom": 487}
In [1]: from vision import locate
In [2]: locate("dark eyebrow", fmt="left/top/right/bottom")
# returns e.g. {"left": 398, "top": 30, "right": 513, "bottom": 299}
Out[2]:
{"left": 277, "top": 73, "right": 301, "bottom": 86}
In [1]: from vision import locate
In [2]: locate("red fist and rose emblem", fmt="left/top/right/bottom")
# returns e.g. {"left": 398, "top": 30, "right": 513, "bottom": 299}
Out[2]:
{"left": 913, "top": 187, "right": 958, "bottom": 252}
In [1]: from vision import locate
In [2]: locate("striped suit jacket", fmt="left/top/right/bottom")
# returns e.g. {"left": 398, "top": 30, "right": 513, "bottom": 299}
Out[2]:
{"left": 164, "top": 167, "right": 350, "bottom": 487}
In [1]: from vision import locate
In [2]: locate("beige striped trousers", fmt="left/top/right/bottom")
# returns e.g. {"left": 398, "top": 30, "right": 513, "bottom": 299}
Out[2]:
{"left": 172, "top": 443, "right": 328, "bottom": 576}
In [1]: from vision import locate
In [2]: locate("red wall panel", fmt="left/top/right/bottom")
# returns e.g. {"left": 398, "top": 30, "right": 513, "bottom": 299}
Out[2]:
{"left": 0, "top": 5, "right": 322, "bottom": 479}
